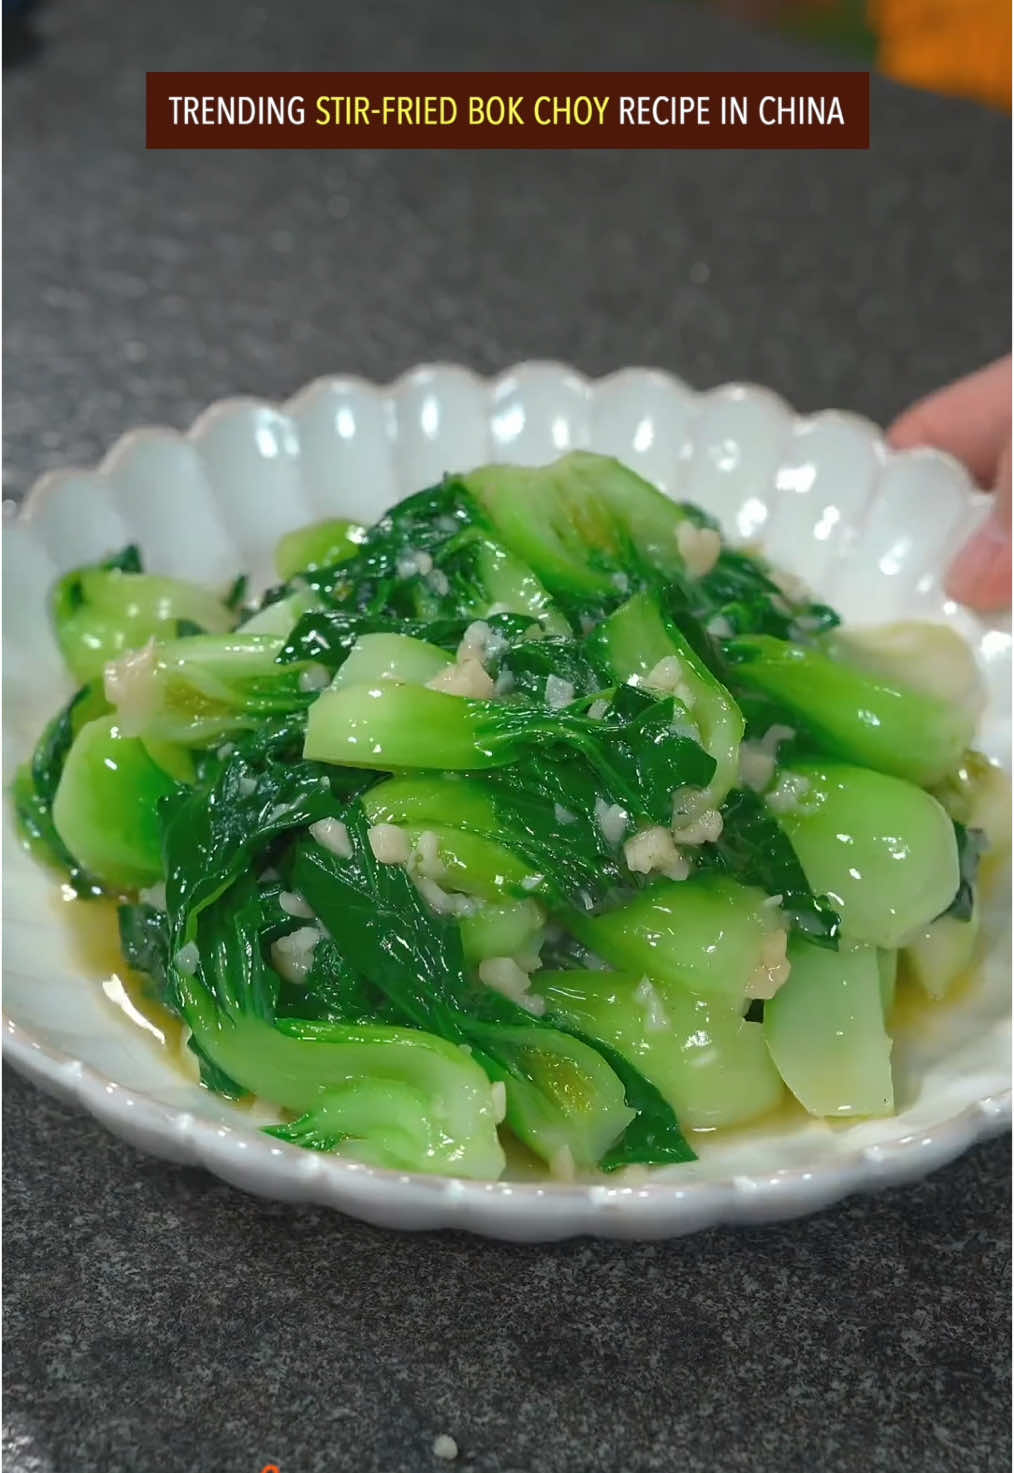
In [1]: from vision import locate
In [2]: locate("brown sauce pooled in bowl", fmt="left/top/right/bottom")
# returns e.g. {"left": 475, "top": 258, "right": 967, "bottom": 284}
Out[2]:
{"left": 58, "top": 892, "right": 185, "bottom": 1056}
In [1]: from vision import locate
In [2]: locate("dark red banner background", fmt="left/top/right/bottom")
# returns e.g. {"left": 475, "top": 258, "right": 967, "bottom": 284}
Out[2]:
{"left": 146, "top": 72, "right": 869, "bottom": 149}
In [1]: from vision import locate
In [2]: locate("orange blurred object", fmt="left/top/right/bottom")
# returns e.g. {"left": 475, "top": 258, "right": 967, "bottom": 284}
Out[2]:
{"left": 869, "top": 0, "right": 1010, "bottom": 110}
{"left": 708, "top": 0, "right": 1011, "bottom": 111}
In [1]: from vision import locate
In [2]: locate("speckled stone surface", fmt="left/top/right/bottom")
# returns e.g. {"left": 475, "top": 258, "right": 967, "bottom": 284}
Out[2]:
{"left": 3, "top": 2, "right": 1011, "bottom": 1470}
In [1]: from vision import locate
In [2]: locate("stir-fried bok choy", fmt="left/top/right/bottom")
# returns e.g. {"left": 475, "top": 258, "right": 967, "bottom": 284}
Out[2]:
{"left": 13, "top": 451, "right": 999, "bottom": 1179}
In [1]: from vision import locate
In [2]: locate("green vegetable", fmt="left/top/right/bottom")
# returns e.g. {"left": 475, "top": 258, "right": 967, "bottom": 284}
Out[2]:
{"left": 496, "top": 634, "right": 605, "bottom": 705}
{"left": 160, "top": 731, "right": 361, "bottom": 953}
{"left": 20, "top": 453, "right": 986, "bottom": 1180}
{"left": 118, "top": 901, "right": 172, "bottom": 986}
{"left": 51, "top": 547, "right": 234, "bottom": 683}
{"left": 224, "top": 574, "right": 249, "bottom": 612}
{"left": 305, "top": 682, "right": 508, "bottom": 770}
{"left": 12, "top": 681, "right": 111, "bottom": 896}
{"left": 823, "top": 621, "right": 984, "bottom": 717}
{"left": 123, "top": 885, "right": 505, "bottom": 1178}
{"left": 566, "top": 875, "right": 788, "bottom": 1009}
{"left": 464, "top": 1019, "right": 636, "bottom": 1172}
{"left": 581, "top": 1038, "right": 697, "bottom": 1169}
{"left": 534, "top": 969, "right": 785, "bottom": 1131}
{"left": 362, "top": 769, "right": 627, "bottom": 912}
{"left": 288, "top": 807, "right": 673, "bottom": 1170}
{"left": 938, "top": 821, "right": 986, "bottom": 923}
{"left": 459, "top": 899, "right": 546, "bottom": 965}
{"left": 763, "top": 940, "right": 894, "bottom": 1118}
{"left": 274, "top": 518, "right": 365, "bottom": 580}
{"left": 414, "top": 530, "right": 572, "bottom": 636}
{"left": 330, "top": 632, "right": 452, "bottom": 690}
{"left": 104, "top": 632, "right": 320, "bottom": 746}
{"left": 237, "top": 588, "right": 321, "bottom": 638}
{"left": 930, "top": 749, "right": 1011, "bottom": 855}
{"left": 140, "top": 738, "right": 198, "bottom": 785}
{"left": 769, "top": 761, "right": 960, "bottom": 948}
{"left": 694, "top": 787, "right": 841, "bottom": 948}
{"left": 363, "top": 772, "right": 499, "bottom": 833}
{"left": 589, "top": 588, "right": 744, "bottom": 811}
{"left": 877, "top": 949, "right": 898, "bottom": 1017}
{"left": 288, "top": 935, "right": 388, "bottom": 1026}
{"left": 133, "top": 793, "right": 507, "bottom": 1175}
{"left": 692, "top": 541, "right": 839, "bottom": 643}
{"left": 903, "top": 908, "right": 980, "bottom": 1001}
{"left": 52, "top": 716, "right": 178, "bottom": 890}
{"left": 305, "top": 680, "right": 716, "bottom": 827}
{"left": 279, "top": 607, "right": 530, "bottom": 676}
{"left": 461, "top": 451, "right": 691, "bottom": 599}
{"left": 262, "top": 1062, "right": 499, "bottom": 1175}
{"left": 297, "top": 477, "right": 482, "bottom": 612}
{"left": 397, "top": 824, "right": 540, "bottom": 901}
{"left": 726, "top": 634, "right": 974, "bottom": 786}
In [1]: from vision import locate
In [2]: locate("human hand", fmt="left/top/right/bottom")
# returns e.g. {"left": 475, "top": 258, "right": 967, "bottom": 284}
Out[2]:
{"left": 887, "top": 356, "right": 1011, "bottom": 612}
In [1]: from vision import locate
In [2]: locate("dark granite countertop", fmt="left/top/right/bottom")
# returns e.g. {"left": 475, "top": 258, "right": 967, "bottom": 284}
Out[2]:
{"left": 3, "top": 2, "right": 1011, "bottom": 1470}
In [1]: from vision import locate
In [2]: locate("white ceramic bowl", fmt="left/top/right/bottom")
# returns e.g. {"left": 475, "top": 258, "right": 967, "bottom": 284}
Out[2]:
{"left": 4, "top": 362, "right": 1010, "bottom": 1241}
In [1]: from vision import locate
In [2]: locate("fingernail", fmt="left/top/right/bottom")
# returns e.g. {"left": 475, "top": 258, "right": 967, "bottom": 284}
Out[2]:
{"left": 946, "top": 512, "right": 1013, "bottom": 612}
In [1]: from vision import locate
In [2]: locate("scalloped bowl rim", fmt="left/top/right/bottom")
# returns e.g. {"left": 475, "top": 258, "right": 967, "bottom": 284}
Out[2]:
{"left": 3, "top": 360, "right": 1010, "bottom": 1240}
{"left": 10, "top": 360, "right": 997, "bottom": 529}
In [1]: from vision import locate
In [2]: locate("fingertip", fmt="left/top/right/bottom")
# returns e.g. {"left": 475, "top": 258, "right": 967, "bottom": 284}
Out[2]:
{"left": 885, "top": 410, "right": 927, "bottom": 451}
{"left": 885, "top": 390, "right": 957, "bottom": 450}
{"left": 945, "top": 514, "right": 1013, "bottom": 613}
{"left": 884, "top": 358, "right": 1011, "bottom": 482}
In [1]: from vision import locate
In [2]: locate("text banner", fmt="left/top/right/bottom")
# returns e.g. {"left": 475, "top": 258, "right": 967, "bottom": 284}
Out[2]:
{"left": 146, "top": 72, "right": 870, "bottom": 149}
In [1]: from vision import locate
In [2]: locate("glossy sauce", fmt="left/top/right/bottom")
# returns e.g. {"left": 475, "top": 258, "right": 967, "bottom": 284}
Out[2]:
{"left": 59, "top": 892, "right": 186, "bottom": 1056}
{"left": 689, "top": 1087, "right": 813, "bottom": 1148}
